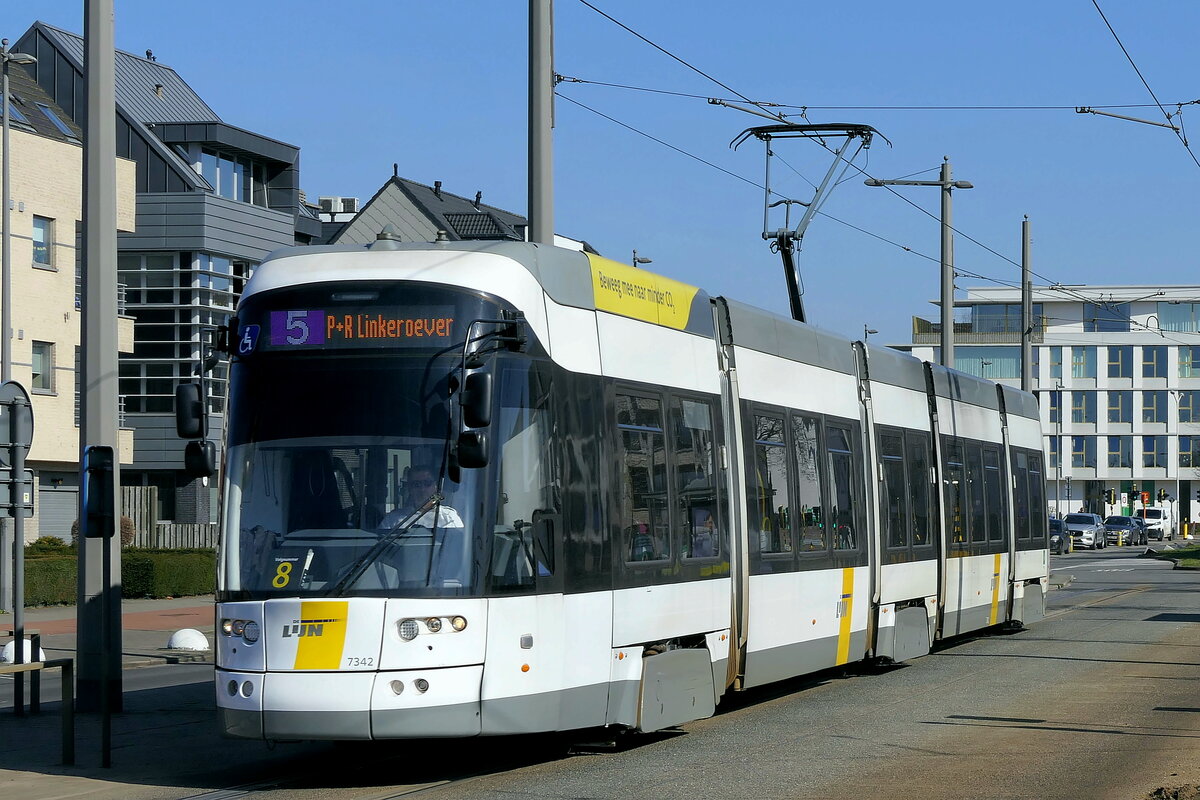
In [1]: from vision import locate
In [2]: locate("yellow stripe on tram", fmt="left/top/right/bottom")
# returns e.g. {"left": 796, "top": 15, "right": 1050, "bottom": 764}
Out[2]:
{"left": 836, "top": 567, "right": 854, "bottom": 665}
{"left": 293, "top": 600, "right": 350, "bottom": 670}
{"left": 989, "top": 553, "right": 1002, "bottom": 626}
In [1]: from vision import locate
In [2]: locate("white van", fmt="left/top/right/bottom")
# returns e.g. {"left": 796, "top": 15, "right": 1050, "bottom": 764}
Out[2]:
{"left": 1136, "top": 507, "right": 1174, "bottom": 541}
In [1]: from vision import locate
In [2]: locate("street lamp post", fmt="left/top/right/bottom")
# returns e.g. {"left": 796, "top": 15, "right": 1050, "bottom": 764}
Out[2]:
{"left": 2, "top": 39, "right": 36, "bottom": 384}
{"left": 865, "top": 156, "right": 972, "bottom": 368}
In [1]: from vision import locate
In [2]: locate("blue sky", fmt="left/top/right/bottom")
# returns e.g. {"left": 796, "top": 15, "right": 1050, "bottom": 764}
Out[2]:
{"left": 11, "top": 1, "right": 1200, "bottom": 343}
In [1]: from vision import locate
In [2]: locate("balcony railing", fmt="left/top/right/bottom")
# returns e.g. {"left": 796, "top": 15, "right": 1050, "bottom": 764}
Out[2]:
{"left": 75, "top": 279, "right": 129, "bottom": 315}
{"left": 911, "top": 316, "right": 1045, "bottom": 344}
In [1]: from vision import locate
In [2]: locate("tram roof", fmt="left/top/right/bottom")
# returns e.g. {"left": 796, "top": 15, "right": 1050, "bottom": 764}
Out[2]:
{"left": 253, "top": 240, "right": 715, "bottom": 337}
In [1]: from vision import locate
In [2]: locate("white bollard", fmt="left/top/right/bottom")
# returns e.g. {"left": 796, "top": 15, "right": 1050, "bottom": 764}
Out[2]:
{"left": 166, "top": 628, "right": 210, "bottom": 651}
{"left": 1, "top": 639, "right": 47, "bottom": 663}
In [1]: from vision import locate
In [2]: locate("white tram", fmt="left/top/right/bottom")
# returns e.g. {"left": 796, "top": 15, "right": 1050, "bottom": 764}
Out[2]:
{"left": 198, "top": 239, "right": 1049, "bottom": 740}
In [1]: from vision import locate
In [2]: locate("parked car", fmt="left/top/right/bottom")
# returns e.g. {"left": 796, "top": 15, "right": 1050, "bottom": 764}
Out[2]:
{"left": 1049, "top": 518, "right": 1071, "bottom": 554}
{"left": 1063, "top": 512, "right": 1106, "bottom": 550}
{"left": 1103, "top": 515, "right": 1144, "bottom": 546}
{"left": 1136, "top": 507, "right": 1173, "bottom": 541}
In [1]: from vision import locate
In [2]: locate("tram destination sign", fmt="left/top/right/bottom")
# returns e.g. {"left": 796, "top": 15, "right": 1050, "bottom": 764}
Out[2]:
{"left": 249, "top": 306, "right": 459, "bottom": 351}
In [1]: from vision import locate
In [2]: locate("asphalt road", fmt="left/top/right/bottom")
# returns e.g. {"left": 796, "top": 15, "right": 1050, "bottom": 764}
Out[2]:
{"left": 3, "top": 547, "right": 1199, "bottom": 800}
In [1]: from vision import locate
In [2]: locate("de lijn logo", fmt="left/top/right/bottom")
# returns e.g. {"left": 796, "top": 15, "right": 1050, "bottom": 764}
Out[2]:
{"left": 282, "top": 616, "right": 340, "bottom": 638}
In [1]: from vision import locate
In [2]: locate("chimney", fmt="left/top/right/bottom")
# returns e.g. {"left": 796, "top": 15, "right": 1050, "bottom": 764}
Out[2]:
{"left": 473, "top": 191, "right": 482, "bottom": 209}
{"left": 433, "top": 180, "right": 442, "bottom": 199}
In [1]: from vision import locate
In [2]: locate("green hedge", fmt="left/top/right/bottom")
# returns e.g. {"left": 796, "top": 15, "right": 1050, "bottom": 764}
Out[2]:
{"left": 22, "top": 548, "right": 216, "bottom": 606}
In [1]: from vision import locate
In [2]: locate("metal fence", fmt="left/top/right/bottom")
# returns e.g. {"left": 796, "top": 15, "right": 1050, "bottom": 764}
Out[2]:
{"left": 121, "top": 485, "right": 218, "bottom": 549}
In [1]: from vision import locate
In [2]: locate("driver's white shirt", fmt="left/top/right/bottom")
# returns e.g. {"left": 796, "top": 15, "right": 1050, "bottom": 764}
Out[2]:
{"left": 378, "top": 504, "right": 464, "bottom": 531}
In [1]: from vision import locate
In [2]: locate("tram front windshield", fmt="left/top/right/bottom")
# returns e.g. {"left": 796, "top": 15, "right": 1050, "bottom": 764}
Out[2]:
{"left": 221, "top": 353, "right": 488, "bottom": 599}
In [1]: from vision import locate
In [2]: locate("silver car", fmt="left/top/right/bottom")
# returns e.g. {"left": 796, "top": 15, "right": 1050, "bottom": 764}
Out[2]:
{"left": 1064, "top": 512, "right": 1106, "bottom": 550}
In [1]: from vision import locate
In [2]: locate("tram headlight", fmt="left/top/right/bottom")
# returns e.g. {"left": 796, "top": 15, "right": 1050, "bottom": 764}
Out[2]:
{"left": 398, "top": 619, "right": 420, "bottom": 641}
{"left": 231, "top": 619, "right": 247, "bottom": 637}
{"left": 425, "top": 617, "right": 443, "bottom": 633}
{"left": 221, "top": 618, "right": 234, "bottom": 636}
{"left": 450, "top": 616, "right": 467, "bottom": 632}
{"left": 242, "top": 620, "right": 261, "bottom": 643}
{"left": 414, "top": 678, "right": 429, "bottom": 693}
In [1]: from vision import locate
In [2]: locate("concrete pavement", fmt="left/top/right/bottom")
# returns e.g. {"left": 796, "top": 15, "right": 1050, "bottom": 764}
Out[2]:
{"left": 1, "top": 595, "right": 215, "bottom": 667}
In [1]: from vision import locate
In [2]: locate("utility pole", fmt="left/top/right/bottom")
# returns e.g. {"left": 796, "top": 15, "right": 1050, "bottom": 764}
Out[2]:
{"left": 528, "top": 0, "right": 553, "bottom": 245}
{"left": 78, "top": 0, "right": 122, "bottom": 713}
{"left": 866, "top": 156, "right": 972, "bottom": 367}
{"left": 1021, "top": 216, "right": 1033, "bottom": 392}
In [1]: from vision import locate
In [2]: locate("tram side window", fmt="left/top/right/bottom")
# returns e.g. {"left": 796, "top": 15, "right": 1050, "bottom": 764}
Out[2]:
{"left": 827, "top": 423, "right": 860, "bottom": 551}
{"left": 491, "top": 363, "right": 559, "bottom": 590}
{"left": 943, "top": 439, "right": 966, "bottom": 545}
{"left": 906, "top": 433, "right": 933, "bottom": 547}
{"left": 1011, "top": 451, "right": 1031, "bottom": 541}
{"left": 617, "top": 394, "right": 670, "bottom": 562}
{"left": 983, "top": 447, "right": 1005, "bottom": 545}
{"left": 880, "top": 432, "right": 908, "bottom": 549}
{"left": 752, "top": 414, "right": 792, "bottom": 555}
{"left": 967, "top": 444, "right": 987, "bottom": 544}
{"left": 673, "top": 398, "right": 721, "bottom": 560}
{"left": 1028, "top": 453, "right": 1047, "bottom": 546}
{"left": 792, "top": 415, "right": 826, "bottom": 552}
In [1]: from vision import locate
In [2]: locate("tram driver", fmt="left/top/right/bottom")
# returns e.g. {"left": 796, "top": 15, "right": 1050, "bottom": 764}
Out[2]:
{"left": 378, "top": 465, "right": 464, "bottom": 531}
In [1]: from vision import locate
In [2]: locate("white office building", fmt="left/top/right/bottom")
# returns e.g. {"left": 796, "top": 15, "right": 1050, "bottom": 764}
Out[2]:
{"left": 905, "top": 285, "right": 1200, "bottom": 535}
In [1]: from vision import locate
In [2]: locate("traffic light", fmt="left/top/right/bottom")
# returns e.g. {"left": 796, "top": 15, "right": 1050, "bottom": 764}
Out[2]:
{"left": 1105, "top": 488, "right": 1116, "bottom": 504}
{"left": 1158, "top": 488, "right": 1168, "bottom": 502}
{"left": 1142, "top": 491, "right": 1150, "bottom": 504}
{"left": 1196, "top": 488, "right": 1200, "bottom": 504}
{"left": 1130, "top": 483, "right": 1138, "bottom": 496}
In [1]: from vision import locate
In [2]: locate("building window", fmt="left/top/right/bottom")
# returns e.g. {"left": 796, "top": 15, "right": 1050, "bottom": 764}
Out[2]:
{"left": 1071, "top": 391, "right": 1096, "bottom": 424}
{"left": 1143, "top": 390, "right": 1168, "bottom": 423}
{"left": 35, "top": 103, "right": 78, "bottom": 140}
{"left": 1180, "top": 390, "right": 1200, "bottom": 424}
{"left": 954, "top": 346, "right": 1020, "bottom": 379}
{"left": 1142, "top": 435, "right": 1168, "bottom": 468}
{"left": 969, "top": 303, "right": 1045, "bottom": 333}
{"left": 1048, "top": 391, "right": 1061, "bottom": 425}
{"left": 1108, "top": 390, "right": 1132, "bottom": 423}
{"left": 1084, "top": 302, "right": 1131, "bottom": 332}
{"left": 1181, "top": 346, "right": 1200, "bottom": 378}
{"left": 1071, "top": 346, "right": 1096, "bottom": 379}
{"left": 1048, "top": 436, "right": 1059, "bottom": 469}
{"left": 1160, "top": 302, "right": 1200, "bottom": 333}
{"left": 1107, "top": 345, "right": 1133, "bottom": 378}
{"left": 1181, "top": 436, "right": 1200, "bottom": 468}
{"left": 1143, "top": 345, "right": 1167, "bottom": 378}
{"left": 1050, "top": 346, "right": 1062, "bottom": 380}
{"left": 1107, "top": 436, "right": 1132, "bottom": 468}
{"left": 32, "top": 216, "right": 52, "bottom": 267}
{"left": 200, "top": 148, "right": 267, "bottom": 207}
{"left": 31, "top": 341, "right": 54, "bottom": 393}
{"left": 1071, "top": 435, "right": 1096, "bottom": 469}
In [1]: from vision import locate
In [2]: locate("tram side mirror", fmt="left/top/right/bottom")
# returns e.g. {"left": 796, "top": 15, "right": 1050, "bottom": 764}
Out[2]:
{"left": 184, "top": 439, "right": 216, "bottom": 479}
{"left": 461, "top": 371, "right": 493, "bottom": 429}
{"left": 457, "top": 430, "right": 490, "bottom": 469}
{"left": 175, "top": 383, "right": 206, "bottom": 439}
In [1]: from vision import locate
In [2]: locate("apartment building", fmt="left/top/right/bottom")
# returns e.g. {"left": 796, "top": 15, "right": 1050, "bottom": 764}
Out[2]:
{"left": 0, "top": 60, "right": 136, "bottom": 540}
{"left": 906, "top": 285, "right": 1200, "bottom": 534}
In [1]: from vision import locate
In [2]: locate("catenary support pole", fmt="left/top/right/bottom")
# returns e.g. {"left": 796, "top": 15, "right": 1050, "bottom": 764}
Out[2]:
{"left": 1021, "top": 216, "right": 1033, "bottom": 392}
{"left": 78, "top": 0, "right": 122, "bottom": 714}
{"left": 528, "top": 0, "right": 554, "bottom": 245}
{"left": 939, "top": 159, "right": 955, "bottom": 368}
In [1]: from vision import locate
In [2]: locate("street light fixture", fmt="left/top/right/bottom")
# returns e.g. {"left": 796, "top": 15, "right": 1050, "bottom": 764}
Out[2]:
{"left": 2, "top": 38, "right": 37, "bottom": 384}
{"left": 865, "top": 156, "right": 973, "bottom": 368}
{"left": 864, "top": 326, "right": 878, "bottom": 340}
{"left": 632, "top": 249, "right": 652, "bottom": 267}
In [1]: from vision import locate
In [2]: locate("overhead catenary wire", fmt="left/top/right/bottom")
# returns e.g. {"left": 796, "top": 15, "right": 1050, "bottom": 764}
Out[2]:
{"left": 1090, "top": 0, "right": 1200, "bottom": 171}
{"left": 556, "top": 75, "right": 1192, "bottom": 113}
{"left": 568, "top": 2, "right": 1195, "bottom": 312}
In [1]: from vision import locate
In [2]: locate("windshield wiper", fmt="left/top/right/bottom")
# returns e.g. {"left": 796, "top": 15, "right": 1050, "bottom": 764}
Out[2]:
{"left": 326, "top": 492, "right": 442, "bottom": 595}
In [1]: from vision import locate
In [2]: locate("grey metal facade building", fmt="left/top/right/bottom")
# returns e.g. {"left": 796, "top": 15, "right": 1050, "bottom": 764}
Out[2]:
{"left": 16, "top": 21, "right": 321, "bottom": 522}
